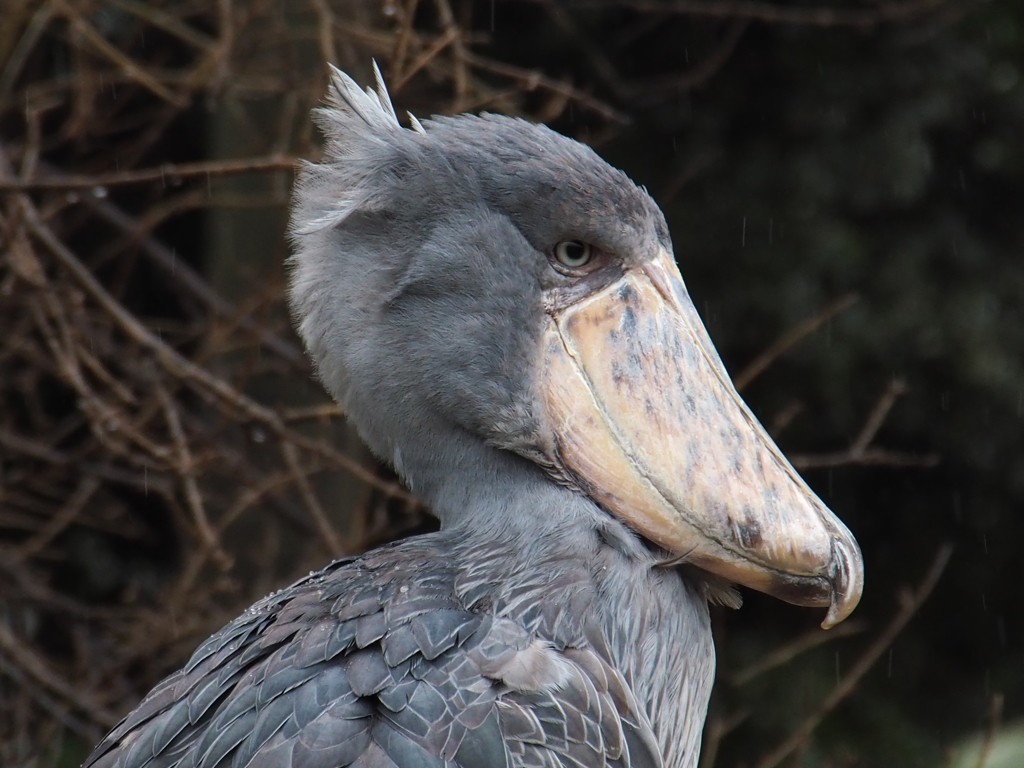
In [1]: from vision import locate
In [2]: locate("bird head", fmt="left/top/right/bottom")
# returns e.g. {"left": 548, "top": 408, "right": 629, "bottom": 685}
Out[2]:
{"left": 288, "top": 65, "right": 862, "bottom": 629}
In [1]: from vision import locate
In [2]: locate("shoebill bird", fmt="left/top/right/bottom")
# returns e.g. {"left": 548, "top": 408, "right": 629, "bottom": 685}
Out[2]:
{"left": 84, "top": 66, "right": 863, "bottom": 768}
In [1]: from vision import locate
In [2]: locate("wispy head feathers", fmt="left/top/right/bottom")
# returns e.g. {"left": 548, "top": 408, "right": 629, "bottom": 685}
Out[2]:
{"left": 325, "top": 61, "right": 400, "bottom": 132}
{"left": 291, "top": 62, "right": 424, "bottom": 235}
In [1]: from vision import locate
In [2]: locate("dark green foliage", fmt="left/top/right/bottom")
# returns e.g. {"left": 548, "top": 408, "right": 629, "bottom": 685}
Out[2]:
{"left": 477, "top": 0, "right": 1024, "bottom": 762}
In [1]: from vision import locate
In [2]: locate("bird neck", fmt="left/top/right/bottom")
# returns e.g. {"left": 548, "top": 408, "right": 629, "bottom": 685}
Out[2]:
{"left": 391, "top": 426, "right": 715, "bottom": 768}
{"left": 396, "top": 421, "right": 587, "bottom": 543}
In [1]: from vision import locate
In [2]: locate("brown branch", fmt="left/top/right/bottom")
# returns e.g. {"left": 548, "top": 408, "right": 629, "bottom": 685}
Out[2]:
{"left": 0, "top": 155, "right": 297, "bottom": 192}
{"left": 564, "top": 0, "right": 951, "bottom": 28}
{"left": 74, "top": 336, "right": 139, "bottom": 407}
{"left": 699, "top": 709, "right": 750, "bottom": 768}
{"left": 544, "top": 3, "right": 631, "bottom": 100}
{"left": 0, "top": 0, "right": 57, "bottom": 97}
{"left": 15, "top": 192, "right": 415, "bottom": 504}
{"left": 734, "top": 293, "right": 859, "bottom": 391}
{"left": 311, "top": 0, "right": 338, "bottom": 68}
{"left": 0, "top": 428, "right": 174, "bottom": 496}
{"left": 165, "top": 458, "right": 331, "bottom": 607}
{"left": 769, "top": 399, "right": 804, "bottom": 438}
{"left": 460, "top": 52, "right": 631, "bottom": 124}
{"left": 0, "top": 650, "right": 101, "bottom": 742}
{"left": 432, "top": 0, "right": 470, "bottom": 110}
{"left": 0, "top": 549, "right": 125, "bottom": 621}
{"left": 391, "top": 0, "right": 423, "bottom": 80}
{"left": 754, "top": 543, "right": 953, "bottom": 768}
{"left": 730, "top": 620, "right": 866, "bottom": 686}
{"left": 791, "top": 447, "right": 941, "bottom": 470}
{"left": 282, "top": 442, "right": 345, "bottom": 559}
{"left": 850, "top": 378, "right": 909, "bottom": 455}
{"left": 790, "top": 380, "right": 940, "bottom": 470}
{"left": 105, "top": 0, "right": 216, "bottom": 52}
{"left": 76, "top": 185, "right": 306, "bottom": 369}
{"left": 631, "top": 18, "right": 750, "bottom": 104}
{"left": 56, "top": 0, "right": 187, "bottom": 107}
{"left": 156, "top": 384, "right": 233, "bottom": 571}
{"left": 0, "top": 622, "right": 120, "bottom": 729}
{"left": 282, "top": 403, "right": 345, "bottom": 422}
{"left": 391, "top": 26, "right": 461, "bottom": 93}
{"left": 9, "top": 475, "right": 100, "bottom": 565}
{"left": 30, "top": 294, "right": 172, "bottom": 467}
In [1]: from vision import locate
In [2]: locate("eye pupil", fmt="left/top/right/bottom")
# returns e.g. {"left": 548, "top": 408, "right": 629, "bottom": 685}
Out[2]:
{"left": 554, "top": 240, "right": 592, "bottom": 269}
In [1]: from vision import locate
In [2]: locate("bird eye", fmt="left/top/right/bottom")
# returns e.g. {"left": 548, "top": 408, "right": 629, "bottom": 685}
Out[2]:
{"left": 553, "top": 240, "right": 593, "bottom": 270}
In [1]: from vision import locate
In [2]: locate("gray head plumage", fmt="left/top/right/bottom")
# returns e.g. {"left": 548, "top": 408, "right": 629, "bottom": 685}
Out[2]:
{"left": 288, "top": 65, "right": 670, "bottom": 507}
{"left": 288, "top": 65, "right": 862, "bottom": 627}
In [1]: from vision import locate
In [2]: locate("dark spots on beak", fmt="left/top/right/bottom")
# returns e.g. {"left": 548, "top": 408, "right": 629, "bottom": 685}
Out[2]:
{"left": 671, "top": 334, "right": 684, "bottom": 359}
{"left": 644, "top": 397, "right": 655, "bottom": 416}
{"left": 611, "top": 362, "right": 625, "bottom": 385}
{"left": 621, "top": 306, "right": 638, "bottom": 337}
{"left": 618, "top": 283, "right": 639, "bottom": 306}
{"left": 735, "top": 513, "right": 763, "bottom": 549}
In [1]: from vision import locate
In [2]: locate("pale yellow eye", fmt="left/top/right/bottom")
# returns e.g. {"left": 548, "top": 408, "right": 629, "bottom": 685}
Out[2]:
{"left": 554, "top": 240, "right": 592, "bottom": 269}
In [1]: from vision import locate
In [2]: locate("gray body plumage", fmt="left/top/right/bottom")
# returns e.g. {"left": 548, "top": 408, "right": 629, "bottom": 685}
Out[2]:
{"left": 85, "top": 514, "right": 712, "bottom": 768}
{"left": 84, "top": 68, "right": 721, "bottom": 768}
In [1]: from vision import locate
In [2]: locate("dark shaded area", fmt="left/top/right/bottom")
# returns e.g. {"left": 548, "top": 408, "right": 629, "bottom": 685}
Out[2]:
{"left": 559, "top": 7, "right": 1023, "bottom": 763}
{"left": 1, "top": 1, "right": 1021, "bottom": 766}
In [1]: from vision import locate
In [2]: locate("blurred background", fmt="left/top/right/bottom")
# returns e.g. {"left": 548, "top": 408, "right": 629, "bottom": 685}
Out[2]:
{"left": 0, "top": 1, "right": 1021, "bottom": 766}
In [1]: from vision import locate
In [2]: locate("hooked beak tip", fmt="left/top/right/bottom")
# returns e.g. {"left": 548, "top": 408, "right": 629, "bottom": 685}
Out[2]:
{"left": 822, "top": 536, "right": 864, "bottom": 629}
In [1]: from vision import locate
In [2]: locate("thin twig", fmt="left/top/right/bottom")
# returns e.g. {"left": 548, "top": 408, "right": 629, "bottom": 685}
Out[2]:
{"left": 791, "top": 447, "right": 941, "bottom": 470}
{"left": 311, "top": 0, "right": 338, "bottom": 67}
{"left": 699, "top": 709, "right": 750, "bottom": 768}
{"left": 769, "top": 399, "right": 804, "bottom": 437}
{"left": 432, "top": 0, "right": 469, "bottom": 110}
{"left": 754, "top": 544, "right": 953, "bottom": 768}
{"left": 56, "top": 0, "right": 188, "bottom": 107}
{"left": 282, "top": 403, "right": 345, "bottom": 422}
{"left": 9, "top": 476, "right": 100, "bottom": 565}
{"left": 391, "top": 26, "right": 460, "bottom": 93}
{"left": 156, "top": 384, "right": 233, "bottom": 571}
{"left": 0, "top": 0, "right": 57, "bottom": 96}
{"left": 460, "top": 52, "right": 630, "bottom": 124}
{"left": 790, "top": 380, "right": 940, "bottom": 470}
{"left": 0, "top": 155, "right": 297, "bottom": 192}
{"left": 77, "top": 186, "right": 307, "bottom": 368}
{"left": 105, "top": 0, "right": 216, "bottom": 51}
{"left": 17, "top": 194, "right": 414, "bottom": 503}
{"left": 730, "top": 620, "right": 866, "bottom": 686}
{"left": 0, "top": 651, "right": 101, "bottom": 742}
{"left": 631, "top": 19, "right": 750, "bottom": 104}
{"left": 561, "top": 0, "right": 951, "bottom": 29}
{"left": 0, "top": 427, "right": 174, "bottom": 496}
{"left": 281, "top": 441, "right": 345, "bottom": 558}
{"left": 391, "top": 0, "right": 423, "bottom": 80}
{"left": 734, "top": 293, "right": 859, "bottom": 391}
{"left": 850, "top": 378, "right": 909, "bottom": 456}
{"left": 544, "top": 3, "right": 630, "bottom": 99}
{"left": 0, "top": 623, "right": 120, "bottom": 729}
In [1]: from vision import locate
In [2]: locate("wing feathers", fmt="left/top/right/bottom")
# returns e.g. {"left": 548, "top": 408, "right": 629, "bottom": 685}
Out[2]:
{"left": 84, "top": 540, "right": 665, "bottom": 768}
